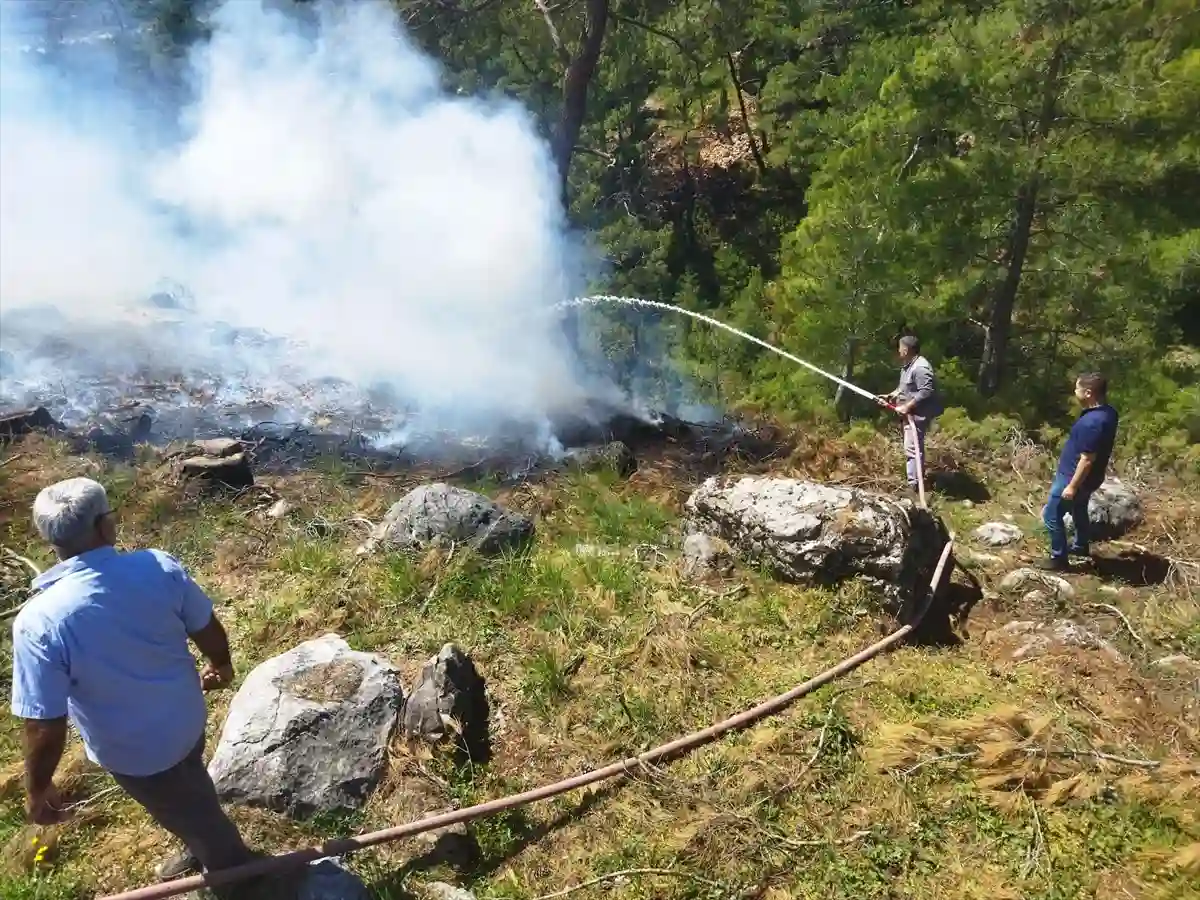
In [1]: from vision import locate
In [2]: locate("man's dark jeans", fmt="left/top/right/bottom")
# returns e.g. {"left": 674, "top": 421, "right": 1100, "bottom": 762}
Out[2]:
{"left": 109, "top": 735, "right": 253, "bottom": 875}
{"left": 1043, "top": 472, "right": 1093, "bottom": 560}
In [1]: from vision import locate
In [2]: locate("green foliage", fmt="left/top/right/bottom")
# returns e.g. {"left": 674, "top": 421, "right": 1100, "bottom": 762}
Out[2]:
{"left": 936, "top": 407, "right": 1024, "bottom": 454}
{"left": 63, "top": 0, "right": 1200, "bottom": 461}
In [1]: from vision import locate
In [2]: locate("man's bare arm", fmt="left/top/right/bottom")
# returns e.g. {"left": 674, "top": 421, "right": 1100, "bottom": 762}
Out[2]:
{"left": 189, "top": 612, "right": 235, "bottom": 690}
{"left": 1066, "top": 452, "right": 1094, "bottom": 496}
{"left": 189, "top": 612, "right": 231, "bottom": 666}
{"left": 24, "top": 717, "right": 67, "bottom": 813}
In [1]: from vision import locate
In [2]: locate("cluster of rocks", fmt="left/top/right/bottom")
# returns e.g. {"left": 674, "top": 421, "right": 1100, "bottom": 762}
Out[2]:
{"left": 985, "top": 619, "right": 1124, "bottom": 663}
{"left": 969, "top": 478, "right": 1144, "bottom": 552}
{"left": 208, "top": 635, "right": 489, "bottom": 819}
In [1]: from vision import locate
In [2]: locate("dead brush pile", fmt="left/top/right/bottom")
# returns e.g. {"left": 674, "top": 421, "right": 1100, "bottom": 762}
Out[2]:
{"left": 867, "top": 705, "right": 1200, "bottom": 820}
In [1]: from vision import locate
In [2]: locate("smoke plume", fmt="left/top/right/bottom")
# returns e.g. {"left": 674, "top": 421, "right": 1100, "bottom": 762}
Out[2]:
{"left": 0, "top": 0, "right": 603, "bottom": 449}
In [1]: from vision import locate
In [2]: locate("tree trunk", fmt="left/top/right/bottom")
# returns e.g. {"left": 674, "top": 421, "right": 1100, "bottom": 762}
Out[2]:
{"left": 554, "top": 0, "right": 610, "bottom": 206}
{"left": 725, "top": 52, "right": 767, "bottom": 177}
{"left": 977, "top": 43, "right": 1065, "bottom": 398}
{"left": 978, "top": 176, "right": 1040, "bottom": 397}
{"left": 834, "top": 337, "right": 859, "bottom": 422}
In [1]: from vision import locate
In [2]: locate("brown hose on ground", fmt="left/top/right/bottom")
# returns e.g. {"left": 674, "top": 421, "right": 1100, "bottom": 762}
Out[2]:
{"left": 97, "top": 537, "right": 956, "bottom": 900}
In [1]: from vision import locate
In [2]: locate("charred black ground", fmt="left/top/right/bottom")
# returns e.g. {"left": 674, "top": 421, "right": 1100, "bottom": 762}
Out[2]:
{"left": 0, "top": 397, "right": 790, "bottom": 482}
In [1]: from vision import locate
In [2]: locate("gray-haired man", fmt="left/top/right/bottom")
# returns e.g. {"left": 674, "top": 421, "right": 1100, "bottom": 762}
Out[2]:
{"left": 879, "top": 335, "right": 943, "bottom": 493}
{"left": 9, "top": 477, "right": 258, "bottom": 893}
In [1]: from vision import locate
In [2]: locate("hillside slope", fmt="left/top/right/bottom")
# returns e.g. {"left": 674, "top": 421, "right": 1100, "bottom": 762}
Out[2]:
{"left": 1, "top": 423, "right": 1198, "bottom": 900}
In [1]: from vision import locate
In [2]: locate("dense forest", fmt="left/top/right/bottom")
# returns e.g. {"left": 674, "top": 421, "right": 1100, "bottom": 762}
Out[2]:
{"left": 24, "top": 0, "right": 1200, "bottom": 471}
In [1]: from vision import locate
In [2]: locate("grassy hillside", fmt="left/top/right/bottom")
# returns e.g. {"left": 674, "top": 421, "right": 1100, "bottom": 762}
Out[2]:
{"left": 1, "top": 424, "right": 1198, "bottom": 900}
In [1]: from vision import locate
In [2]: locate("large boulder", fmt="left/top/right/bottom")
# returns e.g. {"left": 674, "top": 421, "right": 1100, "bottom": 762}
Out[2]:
{"left": 208, "top": 634, "right": 403, "bottom": 819}
{"left": 366, "top": 483, "right": 534, "bottom": 555}
{"left": 684, "top": 476, "right": 949, "bottom": 617}
{"left": 1064, "top": 478, "right": 1144, "bottom": 540}
{"left": 402, "top": 644, "right": 490, "bottom": 761}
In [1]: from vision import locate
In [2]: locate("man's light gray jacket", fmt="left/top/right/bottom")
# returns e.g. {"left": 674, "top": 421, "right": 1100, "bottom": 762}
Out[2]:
{"left": 895, "top": 355, "right": 944, "bottom": 420}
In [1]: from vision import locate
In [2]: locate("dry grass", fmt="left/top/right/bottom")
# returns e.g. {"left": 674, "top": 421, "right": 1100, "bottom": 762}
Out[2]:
{"left": 1, "top": 424, "right": 1198, "bottom": 900}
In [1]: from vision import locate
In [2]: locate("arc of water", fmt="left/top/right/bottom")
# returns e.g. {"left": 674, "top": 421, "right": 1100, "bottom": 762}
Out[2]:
{"left": 557, "top": 295, "right": 890, "bottom": 408}
{"left": 561, "top": 295, "right": 927, "bottom": 507}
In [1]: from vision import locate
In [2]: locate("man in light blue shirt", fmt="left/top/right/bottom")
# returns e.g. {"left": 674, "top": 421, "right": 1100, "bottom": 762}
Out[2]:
{"left": 10, "top": 477, "right": 255, "bottom": 888}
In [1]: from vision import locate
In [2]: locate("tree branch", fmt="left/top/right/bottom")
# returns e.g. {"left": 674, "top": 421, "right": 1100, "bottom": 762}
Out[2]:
{"left": 533, "top": 0, "right": 571, "bottom": 66}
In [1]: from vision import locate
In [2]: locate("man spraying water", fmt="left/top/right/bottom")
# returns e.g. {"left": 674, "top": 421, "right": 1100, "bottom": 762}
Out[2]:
{"left": 878, "top": 335, "right": 943, "bottom": 496}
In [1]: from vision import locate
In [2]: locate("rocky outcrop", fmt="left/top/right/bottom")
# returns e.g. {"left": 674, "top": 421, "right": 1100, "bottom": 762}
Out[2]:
{"left": 684, "top": 476, "right": 949, "bottom": 617}
{"left": 363, "top": 483, "right": 534, "bottom": 556}
{"left": 208, "top": 634, "right": 403, "bottom": 819}
{"left": 402, "top": 644, "right": 490, "bottom": 761}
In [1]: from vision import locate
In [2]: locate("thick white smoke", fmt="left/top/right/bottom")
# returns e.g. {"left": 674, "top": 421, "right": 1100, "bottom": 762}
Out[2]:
{"left": 0, "top": 0, "right": 598, "bottom": 444}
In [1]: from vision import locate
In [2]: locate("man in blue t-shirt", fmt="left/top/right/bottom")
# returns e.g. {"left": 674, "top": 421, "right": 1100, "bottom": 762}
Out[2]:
{"left": 10, "top": 477, "right": 259, "bottom": 891}
{"left": 1038, "top": 373, "right": 1119, "bottom": 571}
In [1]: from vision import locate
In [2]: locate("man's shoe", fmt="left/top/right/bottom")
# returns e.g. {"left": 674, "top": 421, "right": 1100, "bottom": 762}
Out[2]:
{"left": 154, "top": 849, "right": 200, "bottom": 881}
{"left": 1034, "top": 557, "right": 1071, "bottom": 573}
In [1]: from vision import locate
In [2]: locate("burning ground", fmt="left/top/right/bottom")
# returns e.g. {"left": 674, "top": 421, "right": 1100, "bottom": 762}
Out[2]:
{"left": 1, "top": 414, "right": 1198, "bottom": 900}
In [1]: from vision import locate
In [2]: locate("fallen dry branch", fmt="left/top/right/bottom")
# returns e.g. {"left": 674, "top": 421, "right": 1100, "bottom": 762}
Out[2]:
{"left": 895, "top": 745, "right": 1164, "bottom": 778}
{"left": 1084, "top": 602, "right": 1147, "bottom": 650}
{"left": 532, "top": 867, "right": 727, "bottom": 900}
{"left": 2, "top": 547, "right": 43, "bottom": 577}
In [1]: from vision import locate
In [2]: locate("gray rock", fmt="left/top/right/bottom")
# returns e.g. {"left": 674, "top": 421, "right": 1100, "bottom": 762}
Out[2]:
{"left": 402, "top": 644, "right": 490, "bottom": 761}
{"left": 180, "top": 451, "right": 254, "bottom": 489}
{"left": 208, "top": 634, "right": 403, "bottom": 819}
{"left": 681, "top": 532, "right": 733, "bottom": 578}
{"left": 296, "top": 858, "right": 371, "bottom": 900}
{"left": 424, "top": 884, "right": 477, "bottom": 900}
{"left": 988, "top": 619, "right": 1124, "bottom": 662}
{"left": 999, "top": 567, "right": 1075, "bottom": 601}
{"left": 684, "top": 476, "right": 948, "bottom": 616}
{"left": 973, "top": 522, "right": 1023, "bottom": 547}
{"left": 572, "top": 542, "right": 618, "bottom": 558}
{"left": 563, "top": 441, "right": 637, "bottom": 477}
{"left": 1063, "top": 478, "right": 1144, "bottom": 540}
{"left": 367, "top": 483, "right": 533, "bottom": 555}
{"left": 959, "top": 548, "right": 1004, "bottom": 567}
